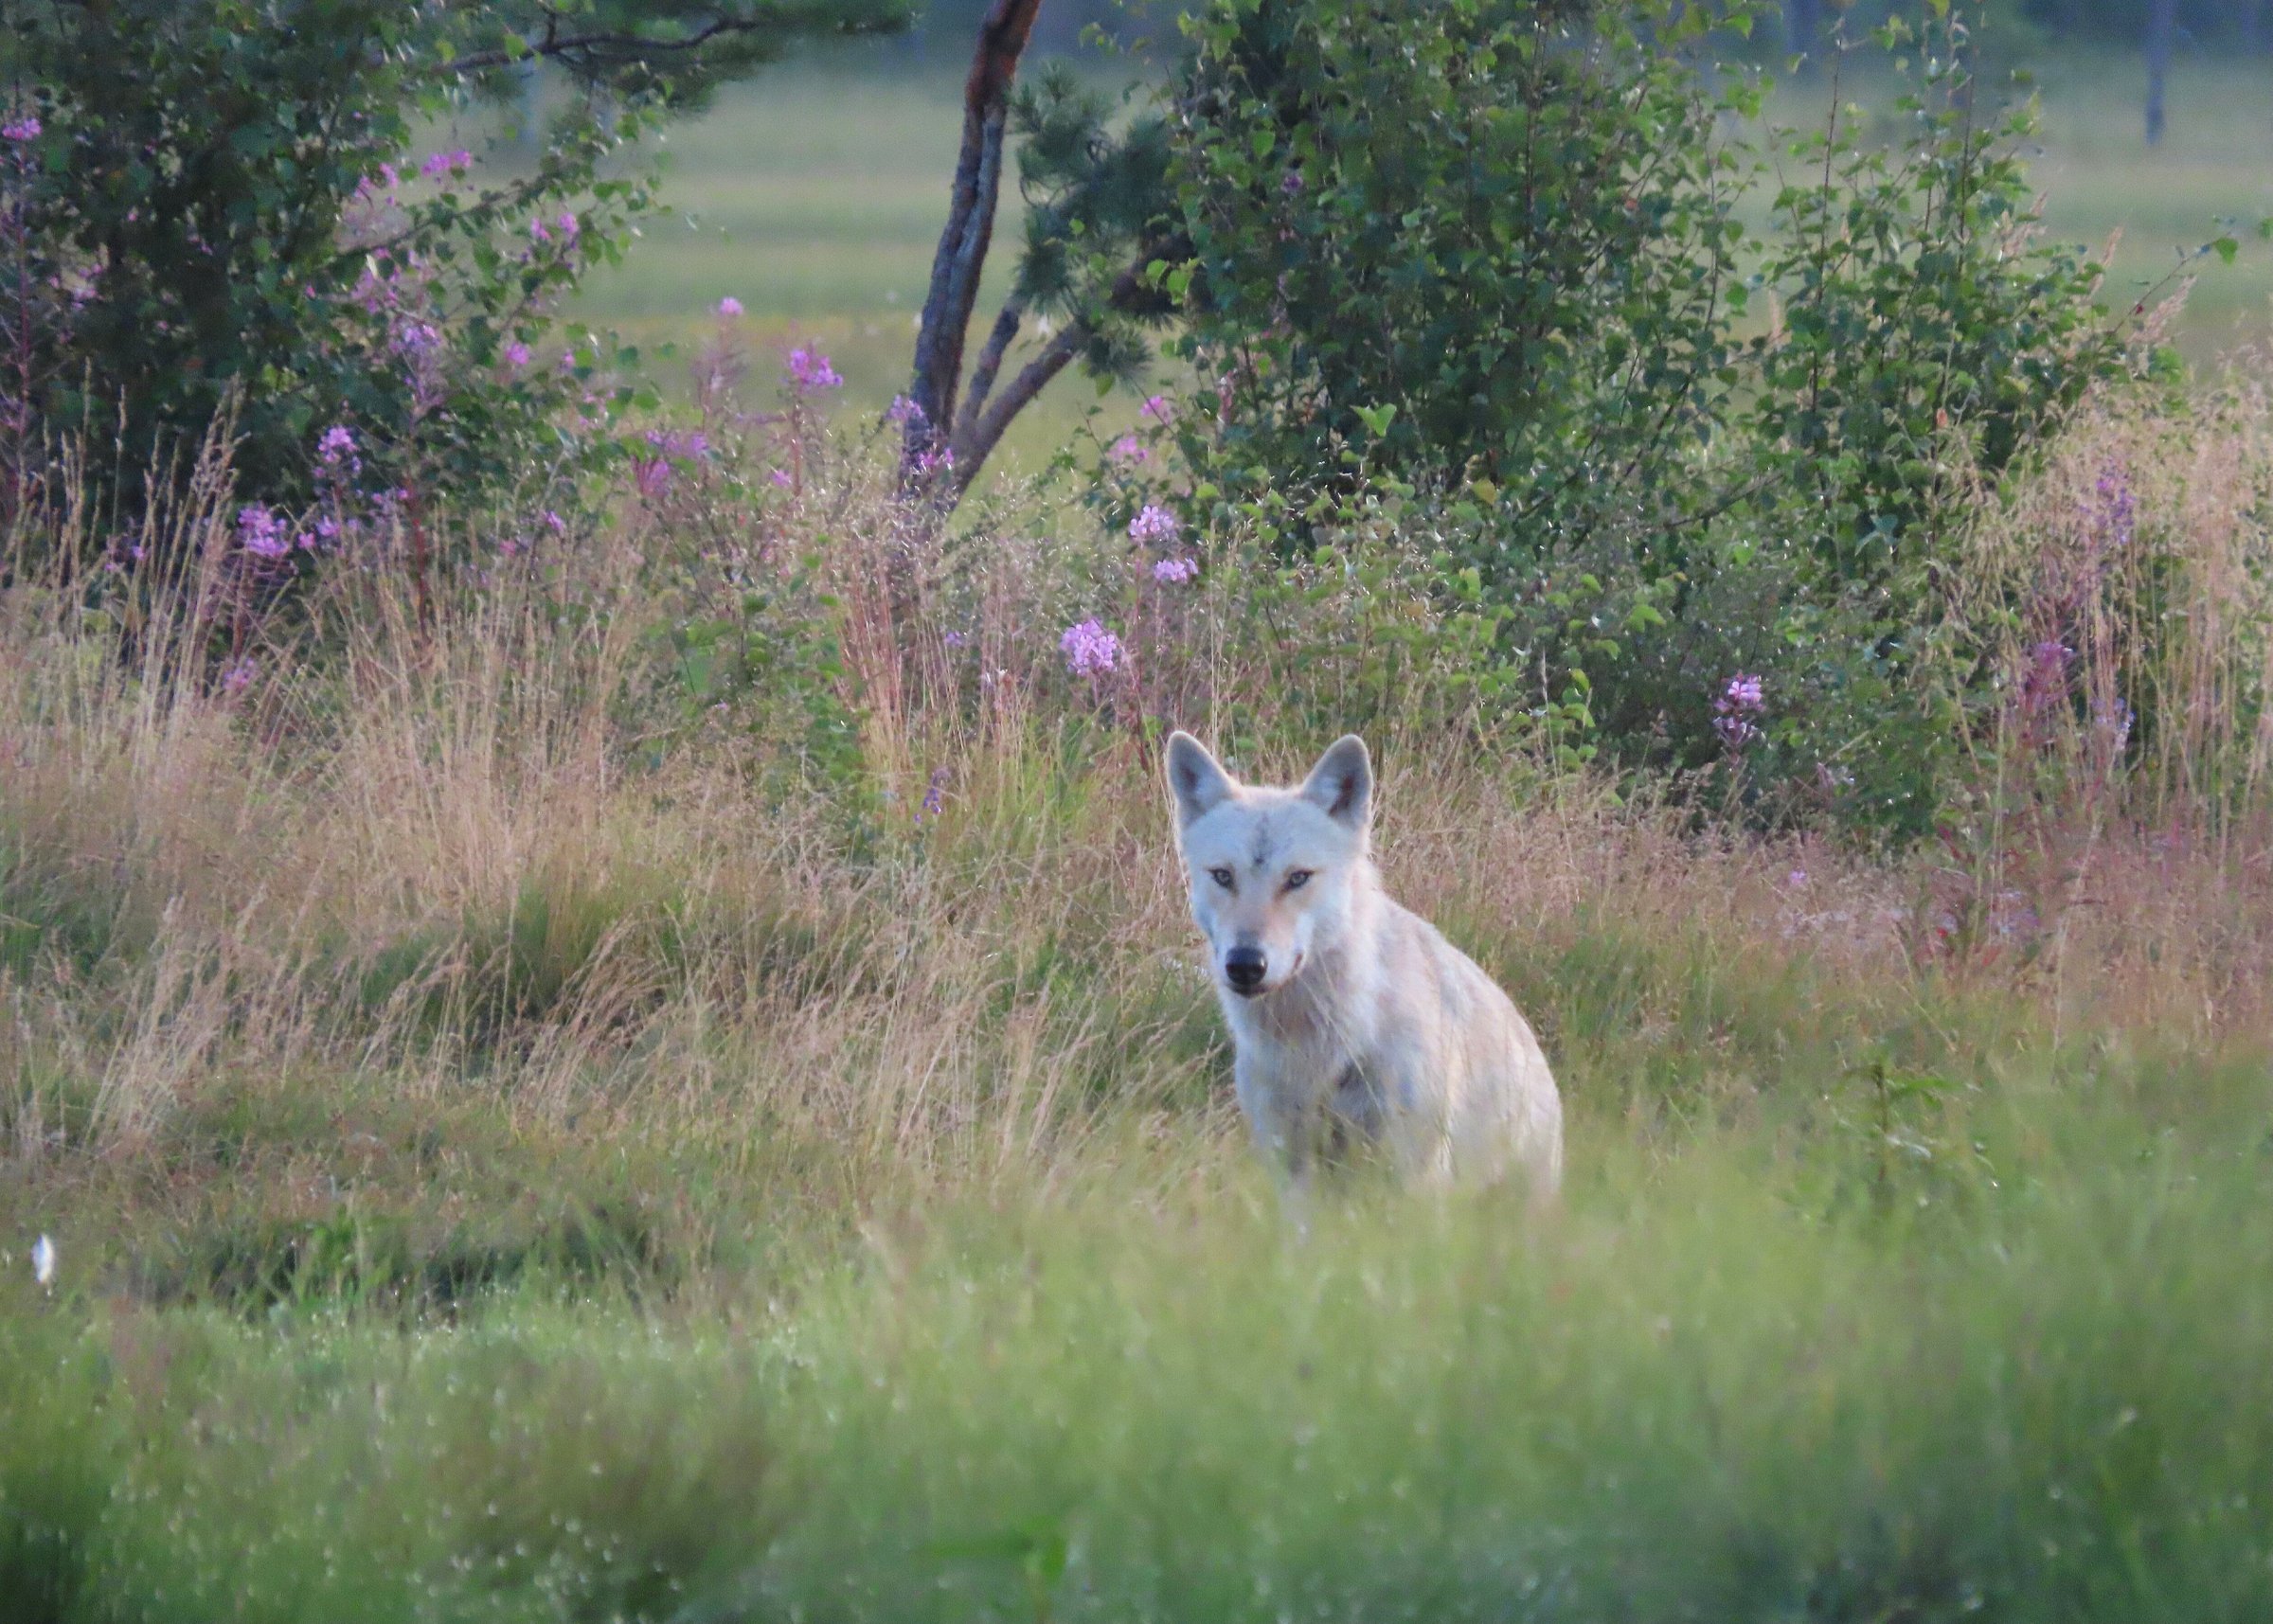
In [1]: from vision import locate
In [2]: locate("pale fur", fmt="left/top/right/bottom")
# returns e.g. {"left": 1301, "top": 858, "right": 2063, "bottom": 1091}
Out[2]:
{"left": 1166, "top": 732, "right": 1562, "bottom": 1199}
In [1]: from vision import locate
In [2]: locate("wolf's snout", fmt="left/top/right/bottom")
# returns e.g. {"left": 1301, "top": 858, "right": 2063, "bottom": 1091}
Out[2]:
{"left": 1223, "top": 945, "right": 1267, "bottom": 995}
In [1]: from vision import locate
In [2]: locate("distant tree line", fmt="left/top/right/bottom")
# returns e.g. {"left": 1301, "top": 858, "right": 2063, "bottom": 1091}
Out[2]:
{"left": 910, "top": 0, "right": 2273, "bottom": 54}
{"left": 2019, "top": 0, "right": 2267, "bottom": 45}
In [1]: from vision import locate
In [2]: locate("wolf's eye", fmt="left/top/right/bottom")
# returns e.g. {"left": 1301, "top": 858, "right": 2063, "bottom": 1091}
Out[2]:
{"left": 1285, "top": 869, "right": 1314, "bottom": 890}
{"left": 1208, "top": 867, "right": 1236, "bottom": 889}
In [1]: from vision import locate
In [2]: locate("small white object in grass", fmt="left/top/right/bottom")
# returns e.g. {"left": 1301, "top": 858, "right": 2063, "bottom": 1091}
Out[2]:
{"left": 31, "top": 1233, "right": 56, "bottom": 1289}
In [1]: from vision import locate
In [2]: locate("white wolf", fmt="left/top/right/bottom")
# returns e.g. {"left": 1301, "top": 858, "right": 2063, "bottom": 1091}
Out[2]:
{"left": 1166, "top": 732, "right": 1561, "bottom": 1197}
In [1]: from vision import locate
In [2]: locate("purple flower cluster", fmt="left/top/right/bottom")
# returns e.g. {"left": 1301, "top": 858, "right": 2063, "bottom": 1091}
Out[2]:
{"left": 786, "top": 347, "right": 843, "bottom": 391}
{"left": 1152, "top": 557, "right": 1199, "bottom": 584}
{"left": 2089, "top": 463, "right": 2137, "bottom": 551}
{"left": 887, "top": 394, "right": 925, "bottom": 427}
{"left": 221, "top": 657, "right": 258, "bottom": 696}
{"left": 1139, "top": 395, "right": 1172, "bottom": 424}
{"left": 645, "top": 427, "right": 710, "bottom": 461}
{"left": 316, "top": 424, "right": 360, "bottom": 477}
{"left": 2, "top": 114, "right": 39, "bottom": 143}
{"left": 420, "top": 150, "right": 472, "bottom": 180}
{"left": 237, "top": 505, "right": 294, "bottom": 562}
{"left": 1108, "top": 435, "right": 1150, "bottom": 466}
{"left": 1713, "top": 672, "right": 1765, "bottom": 748}
{"left": 1060, "top": 618, "right": 1122, "bottom": 678}
{"left": 717, "top": 296, "right": 743, "bottom": 318}
{"left": 918, "top": 766, "right": 950, "bottom": 824}
{"left": 1128, "top": 505, "right": 1179, "bottom": 546}
{"left": 504, "top": 340, "right": 532, "bottom": 367}
{"left": 393, "top": 320, "right": 441, "bottom": 361}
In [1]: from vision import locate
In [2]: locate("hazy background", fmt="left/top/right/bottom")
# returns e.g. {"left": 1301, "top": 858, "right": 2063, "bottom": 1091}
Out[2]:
{"left": 539, "top": 9, "right": 2273, "bottom": 476}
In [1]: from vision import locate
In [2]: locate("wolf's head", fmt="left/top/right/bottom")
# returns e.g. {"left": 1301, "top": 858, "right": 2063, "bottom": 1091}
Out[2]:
{"left": 1165, "top": 732, "right": 1373, "bottom": 1000}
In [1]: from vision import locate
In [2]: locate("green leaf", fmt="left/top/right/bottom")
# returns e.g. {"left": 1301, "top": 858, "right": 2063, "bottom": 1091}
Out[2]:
{"left": 1351, "top": 402, "right": 1398, "bottom": 437}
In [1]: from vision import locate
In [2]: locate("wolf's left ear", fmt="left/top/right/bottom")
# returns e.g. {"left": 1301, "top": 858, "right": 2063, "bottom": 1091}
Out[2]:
{"left": 1300, "top": 735, "right": 1372, "bottom": 830}
{"left": 1166, "top": 731, "right": 1236, "bottom": 829}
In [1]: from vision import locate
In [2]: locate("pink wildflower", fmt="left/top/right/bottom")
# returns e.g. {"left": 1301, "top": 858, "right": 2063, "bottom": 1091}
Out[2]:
{"left": 717, "top": 296, "right": 743, "bottom": 318}
{"left": 1152, "top": 557, "right": 1199, "bottom": 584}
{"left": 1128, "top": 505, "right": 1179, "bottom": 546}
{"left": 237, "top": 505, "right": 292, "bottom": 561}
{"left": 1060, "top": 618, "right": 1122, "bottom": 678}
{"left": 1712, "top": 672, "right": 1766, "bottom": 748}
{"left": 786, "top": 347, "right": 843, "bottom": 391}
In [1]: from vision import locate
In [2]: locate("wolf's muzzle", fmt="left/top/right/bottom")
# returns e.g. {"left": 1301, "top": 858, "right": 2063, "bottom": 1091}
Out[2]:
{"left": 1224, "top": 945, "right": 1267, "bottom": 995}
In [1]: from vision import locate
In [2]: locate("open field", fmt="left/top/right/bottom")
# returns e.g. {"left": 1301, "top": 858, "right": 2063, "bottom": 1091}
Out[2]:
{"left": 564, "top": 45, "right": 2273, "bottom": 484}
{"left": 8, "top": 379, "right": 2273, "bottom": 1615}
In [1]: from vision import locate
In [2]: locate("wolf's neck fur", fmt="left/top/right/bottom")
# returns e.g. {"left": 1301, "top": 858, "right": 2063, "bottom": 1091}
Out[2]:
{"left": 1228, "top": 856, "right": 1389, "bottom": 1062}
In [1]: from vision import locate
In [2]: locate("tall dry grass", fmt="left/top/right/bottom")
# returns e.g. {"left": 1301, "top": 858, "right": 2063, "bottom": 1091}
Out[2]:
{"left": 5, "top": 380, "right": 2273, "bottom": 1247}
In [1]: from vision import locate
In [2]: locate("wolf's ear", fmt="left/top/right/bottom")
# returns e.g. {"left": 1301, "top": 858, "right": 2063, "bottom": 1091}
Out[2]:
{"left": 1299, "top": 735, "right": 1372, "bottom": 830}
{"left": 1166, "top": 732, "right": 1236, "bottom": 829}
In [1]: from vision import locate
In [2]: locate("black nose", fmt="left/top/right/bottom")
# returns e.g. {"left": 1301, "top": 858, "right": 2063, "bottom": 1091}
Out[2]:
{"left": 1224, "top": 946, "right": 1266, "bottom": 993}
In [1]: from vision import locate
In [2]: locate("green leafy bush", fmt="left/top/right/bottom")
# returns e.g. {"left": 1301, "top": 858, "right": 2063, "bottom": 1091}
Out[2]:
{"left": 1163, "top": 0, "right": 1754, "bottom": 572}
{"left": 1118, "top": 0, "right": 2134, "bottom": 831}
{"left": 0, "top": 0, "right": 909, "bottom": 551}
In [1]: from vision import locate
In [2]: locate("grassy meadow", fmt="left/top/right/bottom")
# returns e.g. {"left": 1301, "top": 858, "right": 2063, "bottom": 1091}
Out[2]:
{"left": 9, "top": 29, "right": 2273, "bottom": 1624}
{"left": 9, "top": 379, "right": 2273, "bottom": 1618}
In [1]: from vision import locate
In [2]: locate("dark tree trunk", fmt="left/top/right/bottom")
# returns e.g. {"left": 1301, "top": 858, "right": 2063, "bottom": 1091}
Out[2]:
{"left": 903, "top": 0, "right": 1044, "bottom": 492}
{"left": 2144, "top": 0, "right": 2176, "bottom": 146}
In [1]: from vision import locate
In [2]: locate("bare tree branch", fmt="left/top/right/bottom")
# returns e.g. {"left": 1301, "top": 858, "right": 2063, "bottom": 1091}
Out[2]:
{"left": 447, "top": 7, "right": 909, "bottom": 75}
{"left": 951, "top": 298, "right": 1027, "bottom": 451}
{"left": 949, "top": 321, "right": 1086, "bottom": 499}
{"left": 903, "top": 0, "right": 1045, "bottom": 485}
{"left": 451, "top": 21, "right": 734, "bottom": 74}
{"left": 946, "top": 248, "right": 1181, "bottom": 497}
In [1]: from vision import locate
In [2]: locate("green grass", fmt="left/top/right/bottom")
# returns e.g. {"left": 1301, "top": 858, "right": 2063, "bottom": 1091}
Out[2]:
{"left": 8, "top": 1048, "right": 2273, "bottom": 1621}
{"left": 9, "top": 758, "right": 2273, "bottom": 1618}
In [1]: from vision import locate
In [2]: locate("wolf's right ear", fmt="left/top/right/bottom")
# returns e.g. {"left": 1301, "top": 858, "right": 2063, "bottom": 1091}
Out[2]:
{"left": 1299, "top": 734, "right": 1372, "bottom": 830}
{"left": 1166, "top": 731, "right": 1235, "bottom": 829}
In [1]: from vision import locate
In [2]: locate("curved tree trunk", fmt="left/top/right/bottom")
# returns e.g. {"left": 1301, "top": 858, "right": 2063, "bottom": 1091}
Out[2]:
{"left": 902, "top": 0, "right": 1045, "bottom": 494}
